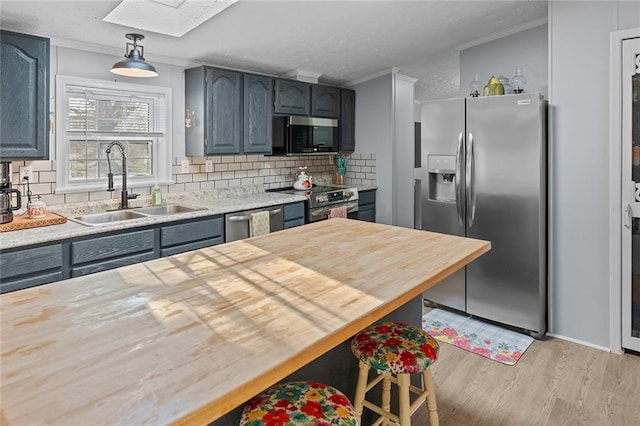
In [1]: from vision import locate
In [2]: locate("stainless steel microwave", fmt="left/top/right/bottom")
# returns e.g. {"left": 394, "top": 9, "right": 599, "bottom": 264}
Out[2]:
{"left": 272, "top": 116, "right": 339, "bottom": 155}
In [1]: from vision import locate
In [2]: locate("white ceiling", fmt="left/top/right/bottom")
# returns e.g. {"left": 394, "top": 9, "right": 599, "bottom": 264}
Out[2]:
{"left": 0, "top": 0, "right": 548, "bottom": 100}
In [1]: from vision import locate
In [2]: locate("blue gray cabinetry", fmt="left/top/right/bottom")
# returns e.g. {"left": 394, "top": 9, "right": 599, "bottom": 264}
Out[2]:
{"left": 205, "top": 68, "right": 241, "bottom": 155}
{"left": 186, "top": 66, "right": 273, "bottom": 155}
{"left": 0, "top": 243, "right": 63, "bottom": 293}
{"left": 70, "top": 229, "right": 156, "bottom": 277}
{"left": 283, "top": 202, "right": 305, "bottom": 228}
{"left": 160, "top": 216, "right": 224, "bottom": 257}
{"left": 185, "top": 67, "right": 241, "bottom": 155}
{"left": 0, "top": 213, "right": 225, "bottom": 293}
{"left": 353, "top": 190, "right": 376, "bottom": 222}
{"left": 0, "top": 30, "right": 50, "bottom": 159}
{"left": 340, "top": 89, "right": 356, "bottom": 152}
{"left": 311, "top": 86, "right": 341, "bottom": 118}
{"left": 243, "top": 74, "right": 273, "bottom": 154}
{"left": 274, "top": 79, "right": 311, "bottom": 116}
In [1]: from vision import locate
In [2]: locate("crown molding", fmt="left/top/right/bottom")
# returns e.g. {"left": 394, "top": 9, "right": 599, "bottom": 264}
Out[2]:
{"left": 455, "top": 17, "right": 548, "bottom": 52}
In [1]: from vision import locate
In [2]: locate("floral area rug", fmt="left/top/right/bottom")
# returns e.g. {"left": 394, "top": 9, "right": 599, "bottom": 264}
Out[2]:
{"left": 421, "top": 308, "right": 534, "bottom": 366}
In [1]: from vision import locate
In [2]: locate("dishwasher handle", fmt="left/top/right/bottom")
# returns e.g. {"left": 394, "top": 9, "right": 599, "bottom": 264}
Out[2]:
{"left": 227, "top": 208, "right": 282, "bottom": 222}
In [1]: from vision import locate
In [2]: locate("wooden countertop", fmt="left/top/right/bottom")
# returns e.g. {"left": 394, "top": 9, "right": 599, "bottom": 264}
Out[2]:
{"left": 0, "top": 219, "right": 490, "bottom": 425}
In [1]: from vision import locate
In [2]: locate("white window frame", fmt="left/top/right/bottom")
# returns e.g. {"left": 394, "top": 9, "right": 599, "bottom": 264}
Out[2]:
{"left": 55, "top": 75, "right": 173, "bottom": 193}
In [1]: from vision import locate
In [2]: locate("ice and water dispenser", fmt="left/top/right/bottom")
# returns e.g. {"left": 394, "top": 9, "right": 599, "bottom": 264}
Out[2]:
{"left": 427, "top": 155, "right": 456, "bottom": 202}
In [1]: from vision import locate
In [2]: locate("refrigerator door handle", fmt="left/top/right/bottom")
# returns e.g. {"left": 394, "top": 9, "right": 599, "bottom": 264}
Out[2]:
{"left": 466, "top": 132, "right": 476, "bottom": 228}
{"left": 455, "top": 132, "right": 464, "bottom": 226}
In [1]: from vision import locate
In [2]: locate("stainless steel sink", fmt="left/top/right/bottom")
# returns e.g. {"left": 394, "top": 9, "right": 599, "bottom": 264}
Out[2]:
{"left": 69, "top": 210, "right": 148, "bottom": 226}
{"left": 68, "top": 204, "right": 206, "bottom": 226}
{"left": 136, "top": 204, "right": 205, "bottom": 216}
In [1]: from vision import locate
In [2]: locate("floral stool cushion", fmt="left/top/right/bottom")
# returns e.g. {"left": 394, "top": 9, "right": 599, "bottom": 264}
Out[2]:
{"left": 351, "top": 321, "right": 439, "bottom": 375}
{"left": 240, "top": 381, "right": 357, "bottom": 426}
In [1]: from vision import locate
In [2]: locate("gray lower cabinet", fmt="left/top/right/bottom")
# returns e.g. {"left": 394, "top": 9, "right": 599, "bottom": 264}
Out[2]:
{"left": 70, "top": 229, "right": 156, "bottom": 277}
{"left": 0, "top": 213, "right": 228, "bottom": 293}
{"left": 0, "top": 30, "right": 50, "bottom": 159}
{"left": 354, "top": 189, "right": 376, "bottom": 222}
{"left": 0, "top": 243, "right": 63, "bottom": 293}
{"left": 283, "top": 202, "right": 305, "bottom": 228}
{"left": 160, "top": 216, "right": 224, "bottom": 257}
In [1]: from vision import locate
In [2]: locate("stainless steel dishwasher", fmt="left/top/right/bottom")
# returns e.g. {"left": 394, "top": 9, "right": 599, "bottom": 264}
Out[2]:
{"left": 224, "top": 205, "right": 284, "bottom": 242}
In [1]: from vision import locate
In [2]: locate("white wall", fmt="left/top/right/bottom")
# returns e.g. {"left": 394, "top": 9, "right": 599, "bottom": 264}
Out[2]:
{"left": 354, "top": 72, "right": 415, "bottom": 227}
{"left": 393, "top": 74, "right": 416, "bottom": 229}
{"left": 460, "top": 24, "right": 548, "bottom": 98}
{"left": 354, "top": 74, "right": 393, "bottom": 224}
{"left": 549, "top": 1, "right": 639, "bottom": 348}
{"left": 53, "top": 46, "right": 186, "bottom": 160}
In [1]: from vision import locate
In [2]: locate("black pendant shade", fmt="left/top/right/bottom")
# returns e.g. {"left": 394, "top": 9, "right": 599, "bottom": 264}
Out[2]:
{"left": 111, "top": 33, "right": 158, "bottom": 78}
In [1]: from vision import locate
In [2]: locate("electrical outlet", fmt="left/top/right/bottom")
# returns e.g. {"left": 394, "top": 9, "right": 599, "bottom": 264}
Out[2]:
{"left": 205, "top": 160, "right": 214, "bottom": 173}
{"left": 20, "top": 166, "right": 33, "bottom": 182}
{"left": 181, "top": 159, "right": 190, "bottom": 173}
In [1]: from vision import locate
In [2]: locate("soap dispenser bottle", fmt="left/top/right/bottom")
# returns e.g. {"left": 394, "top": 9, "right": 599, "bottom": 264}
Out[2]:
{"left": 151, "top": 184, "right": 162, "bottom": 206}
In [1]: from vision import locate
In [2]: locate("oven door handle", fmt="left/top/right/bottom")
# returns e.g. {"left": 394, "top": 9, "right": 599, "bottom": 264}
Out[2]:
{"left": 310, "top": 202, "right": 359, "bottom": 217}
{"left": 227, "top": 208, "right": 282, "bottom": 222}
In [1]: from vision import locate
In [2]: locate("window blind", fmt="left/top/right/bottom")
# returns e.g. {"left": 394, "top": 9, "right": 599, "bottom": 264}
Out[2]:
{"left": 65, "top": 85, "right": 166, "bottom": 135}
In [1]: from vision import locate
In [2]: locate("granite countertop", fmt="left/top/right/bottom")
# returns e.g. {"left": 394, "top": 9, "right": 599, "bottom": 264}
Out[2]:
{"left": 0, "top": 187, "right": 307, "bottom": 250}
{"left": 0, "top": 219, "right": 489, "bottom": 425}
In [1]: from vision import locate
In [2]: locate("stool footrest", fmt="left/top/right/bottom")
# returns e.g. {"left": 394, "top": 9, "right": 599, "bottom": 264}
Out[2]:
{"left": 366, "top": 370, "right": 389, "bottom": 393}
{"left": 363, "top": 400, "right": 400, "bottom": 424}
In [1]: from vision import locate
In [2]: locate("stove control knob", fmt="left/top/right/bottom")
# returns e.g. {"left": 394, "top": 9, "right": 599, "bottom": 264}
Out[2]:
{"left": 344, "top": 191, "right": 354, "bottom": 199}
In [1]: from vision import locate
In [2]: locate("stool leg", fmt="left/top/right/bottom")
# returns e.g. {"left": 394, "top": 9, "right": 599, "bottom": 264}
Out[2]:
{"left": 397, "top": 373, "right": 411, "bottom": 426}
{"left": 381, "top": 372, "right": 391, "bottom": 425}
{"left": 423, "top": 367, "right": 439, "bottom": 426}
{"left": 354, "top": 360, "right": 370, "bottom": 424}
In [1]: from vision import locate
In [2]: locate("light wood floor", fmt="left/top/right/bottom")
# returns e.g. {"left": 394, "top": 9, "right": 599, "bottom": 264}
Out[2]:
{"left": 410, "top": 334, "right": 640, "bottom": 426}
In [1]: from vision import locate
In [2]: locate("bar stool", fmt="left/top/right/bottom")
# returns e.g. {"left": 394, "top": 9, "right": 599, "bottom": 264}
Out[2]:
{"left": 240, "top": 381, "right": 357, "bottom": 425}
{"left": 351, "top": 321, "right": 440, "bottom": 426}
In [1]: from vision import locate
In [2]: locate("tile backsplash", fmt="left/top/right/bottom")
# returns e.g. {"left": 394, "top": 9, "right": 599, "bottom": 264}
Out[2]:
{"left": 9, "top": 153, "right": 376, "bottom": 207}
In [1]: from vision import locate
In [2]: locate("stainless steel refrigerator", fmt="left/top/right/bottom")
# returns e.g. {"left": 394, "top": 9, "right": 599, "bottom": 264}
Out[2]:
{"left": 420, "top": 93, "right": 546, "bottom": 338}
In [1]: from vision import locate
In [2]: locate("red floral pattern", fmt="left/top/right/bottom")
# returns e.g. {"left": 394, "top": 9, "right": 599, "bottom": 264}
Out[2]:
{"left": 240, "top": 381, "right": 357, "bottom": 426}
{"left": 351, "top": 322, "right": 439, "bottom": 374}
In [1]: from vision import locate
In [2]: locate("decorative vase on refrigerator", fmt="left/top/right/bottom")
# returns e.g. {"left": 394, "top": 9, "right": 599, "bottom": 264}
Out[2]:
{"left": 420, "top": 93, "right": 547, "bottom": 338}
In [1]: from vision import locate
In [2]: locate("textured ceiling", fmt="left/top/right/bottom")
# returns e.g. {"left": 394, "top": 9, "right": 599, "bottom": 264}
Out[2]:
{"left": 0, "top": 0, "right": 548, "bottom": 100}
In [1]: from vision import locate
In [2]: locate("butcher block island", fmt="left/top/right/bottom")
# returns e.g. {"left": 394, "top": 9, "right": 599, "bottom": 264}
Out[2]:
{"left": 0, "top": 219, "right": 489, "bottom": 425}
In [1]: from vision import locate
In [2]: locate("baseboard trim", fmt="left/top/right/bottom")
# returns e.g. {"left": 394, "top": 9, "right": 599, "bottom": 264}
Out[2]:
{"left": 546, "top": 333, "right": 611, "bottom": 353}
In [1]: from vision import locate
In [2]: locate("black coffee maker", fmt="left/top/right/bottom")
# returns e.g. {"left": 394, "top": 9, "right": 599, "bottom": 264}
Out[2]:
{"left": 0, "top": 161, "right": 22, "bottom": 224}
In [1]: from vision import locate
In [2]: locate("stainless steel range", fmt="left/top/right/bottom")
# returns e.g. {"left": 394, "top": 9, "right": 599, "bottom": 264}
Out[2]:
{"left": 276, "top": 186, "right": 359, "bottom": 222}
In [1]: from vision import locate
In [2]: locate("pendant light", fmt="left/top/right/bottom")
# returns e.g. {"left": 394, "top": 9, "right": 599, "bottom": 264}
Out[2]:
{"left": 111, "top": 33, "right": 158, "bottom": 78}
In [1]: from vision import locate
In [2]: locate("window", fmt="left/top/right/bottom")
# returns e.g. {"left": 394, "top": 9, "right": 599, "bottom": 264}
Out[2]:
{"left": 56, "top": 75, "right": 172, "bottom": 193}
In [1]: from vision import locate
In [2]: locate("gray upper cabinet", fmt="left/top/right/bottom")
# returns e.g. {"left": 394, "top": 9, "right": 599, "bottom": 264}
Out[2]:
{"left": 274, "top": 79, "right": 310, "bottom": 116}
{"left": 0, "top": 30, "right": 50, "bottom": 159}
{"left": 243, "top": 74, "right": 273, "bottom": 154}
{"left": 205, "top": 68, "right": 241, "bottom": 155}
{"left": 340, "top": 89, "right": 356, "bottom": 152}
{"left": 185, "top": 66, "right": 241, "bottom": 156}
{"left": 186, "top": 66, "right": 272, "bottom": 155}
{"left": 311, "top": 86, "right": 341, "bottom": 118}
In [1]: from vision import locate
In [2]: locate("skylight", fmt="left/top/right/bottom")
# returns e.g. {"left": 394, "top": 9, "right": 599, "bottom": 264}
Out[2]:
{"left": 103, "top": 0, "right": 237, "bottom": 38}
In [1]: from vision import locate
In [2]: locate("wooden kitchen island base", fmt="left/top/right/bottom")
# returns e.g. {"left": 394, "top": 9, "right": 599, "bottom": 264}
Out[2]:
{"left": 0, "top": 219, "right": 489, "bottom": 425}
{"left": 213, "top": 296, "right": 424, "bottom": 425}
